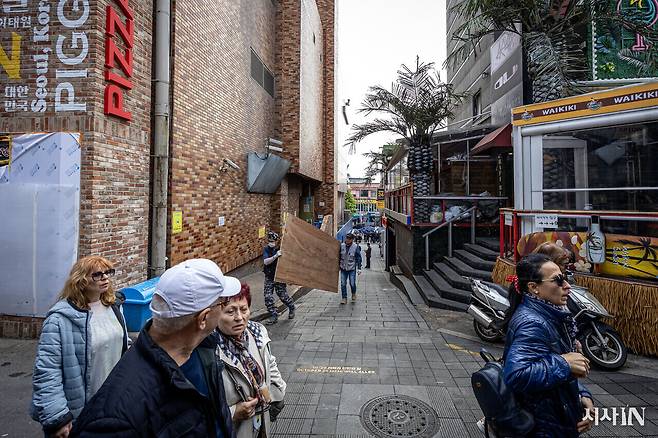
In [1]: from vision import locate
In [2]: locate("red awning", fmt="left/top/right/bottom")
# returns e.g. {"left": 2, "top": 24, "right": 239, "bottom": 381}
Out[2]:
{"left": 471, "top": 124, "right": 512, "bottom": 155}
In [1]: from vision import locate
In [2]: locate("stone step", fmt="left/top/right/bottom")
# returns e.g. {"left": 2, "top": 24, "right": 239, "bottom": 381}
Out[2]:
{"left": 476, "top": 237, "right": 500, "bottom": 253}
{"left": 389, "top": 271, "right": 425, "bottom": 306}
{"left": 412, "top": 275, "right": 469, "bottom": 312}
{"left": 463, "top": 243, "right": 499, "bottom": 262}
{"left": 433, "top": 262, "right": 471, "bottom": 290}
{"left": 443, "top": 256, "right": 492, "bottom": 281}
{"left": 454, "top": 249, "right": 496, "bottom": 271}
{"left": 423, "top": 269, "right": 471, "bottom": 304}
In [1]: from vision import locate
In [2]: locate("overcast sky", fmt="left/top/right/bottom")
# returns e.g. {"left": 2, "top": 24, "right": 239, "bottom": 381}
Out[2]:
{"left": 335, "top": 0, "right": 447, "bottom": 181}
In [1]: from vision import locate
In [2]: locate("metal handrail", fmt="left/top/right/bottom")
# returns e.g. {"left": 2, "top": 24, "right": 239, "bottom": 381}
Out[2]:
{"left": 423, "top": 206, "right": 477, "bottom": 271}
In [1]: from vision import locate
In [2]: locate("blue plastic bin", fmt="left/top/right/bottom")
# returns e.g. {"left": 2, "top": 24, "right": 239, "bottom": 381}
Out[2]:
{"left": 121, "top": 277, "right": 160, "bottom": 332}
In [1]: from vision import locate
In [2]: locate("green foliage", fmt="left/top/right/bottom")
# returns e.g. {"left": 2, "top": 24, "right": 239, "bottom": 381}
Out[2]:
{"left": 345, "top": 58, "right": 462, "bottom": 153}
{"left": 345, "top": 190, "right": 357, "bottom": 214}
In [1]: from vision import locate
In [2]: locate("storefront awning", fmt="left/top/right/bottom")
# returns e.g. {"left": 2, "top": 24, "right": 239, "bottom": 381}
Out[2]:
{"left": 471, "top": 124, "right": 512, "bottom": 155}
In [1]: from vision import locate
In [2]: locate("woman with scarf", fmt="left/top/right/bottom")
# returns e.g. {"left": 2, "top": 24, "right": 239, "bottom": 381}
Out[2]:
{"left": 502, "top": 254, "right": 594, "bottom": 437}
{"left": 215, "top": 283, "right": 286, "bottom": 438}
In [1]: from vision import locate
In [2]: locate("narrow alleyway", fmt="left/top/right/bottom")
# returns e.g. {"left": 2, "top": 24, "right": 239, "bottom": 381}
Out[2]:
{"left": 265, "top": 251, "right": 658, "bottom": 437}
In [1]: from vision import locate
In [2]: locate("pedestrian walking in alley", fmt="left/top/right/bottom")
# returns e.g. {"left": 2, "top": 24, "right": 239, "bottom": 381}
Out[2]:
{"left": 30, "top": 256, "right": 128, "bottom": 438}
{"left": 339, "top": 232, "right": 362, "bottom": 304}
{"left": 262, "top": 231, "right": 295, "bottom": 325}
{"left": 365, "top": 242, "right": 372, "bottom": 269}
{"left": 502, "top": 254, "right": 594, "bottom": 437}
{"left": 215, "top": 283, "right": 286, "bottom": 438}
{"left": 70, "top": 258, "right": 238, "bottom": 437}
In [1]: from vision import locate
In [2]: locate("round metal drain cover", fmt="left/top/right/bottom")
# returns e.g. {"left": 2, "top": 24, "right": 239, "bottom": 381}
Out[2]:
{"left": 360, "top": 395, "right": 439, "bottom": 437}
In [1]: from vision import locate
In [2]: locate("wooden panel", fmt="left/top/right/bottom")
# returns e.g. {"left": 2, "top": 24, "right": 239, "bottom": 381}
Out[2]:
{"left": 275, "top": 215, "right": 339, "bottom": 293}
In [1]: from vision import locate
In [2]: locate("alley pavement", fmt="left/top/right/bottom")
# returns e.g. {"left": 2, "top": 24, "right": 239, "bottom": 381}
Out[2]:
{"left": 264, "top": 252, "right": 658, "bottom": 437}
{"left": 2, "top": 250, "right": 658, "bottom": 437}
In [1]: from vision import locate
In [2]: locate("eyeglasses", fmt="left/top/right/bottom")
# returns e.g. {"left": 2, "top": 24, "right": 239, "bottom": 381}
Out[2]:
{"left": 91, "top": 269, "right": 116, "bottom": 281}
{"left": 539, "top": 274, "right": 567, "bottom": 287}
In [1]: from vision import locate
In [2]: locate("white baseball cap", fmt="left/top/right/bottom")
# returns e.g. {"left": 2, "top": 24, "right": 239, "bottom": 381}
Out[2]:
{"left": 150, "top": 258, "right": 241, "bottom": 318}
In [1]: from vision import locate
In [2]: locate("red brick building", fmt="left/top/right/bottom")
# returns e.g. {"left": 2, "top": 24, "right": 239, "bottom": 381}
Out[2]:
{"left": 0, "top": 0, "right": 336, "bottom": 335}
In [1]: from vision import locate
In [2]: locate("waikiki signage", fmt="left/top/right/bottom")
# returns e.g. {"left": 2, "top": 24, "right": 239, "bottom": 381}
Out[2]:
{"left": 512, "top": 82, "right": 658, "bottom": 125}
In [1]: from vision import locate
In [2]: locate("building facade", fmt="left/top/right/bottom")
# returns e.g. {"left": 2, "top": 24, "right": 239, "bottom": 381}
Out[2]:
{"left": 0, "top": 0, "right": 336, "bottom": 335}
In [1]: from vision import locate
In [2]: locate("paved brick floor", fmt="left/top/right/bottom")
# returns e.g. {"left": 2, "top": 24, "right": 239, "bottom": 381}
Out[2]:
{"left": 265, "top": 253, "right": 658, "bottom": 437}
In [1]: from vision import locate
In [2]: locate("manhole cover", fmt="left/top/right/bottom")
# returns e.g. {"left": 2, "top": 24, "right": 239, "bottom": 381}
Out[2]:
{"left": 360, "top": 395, "right": 439, "bottom": 437}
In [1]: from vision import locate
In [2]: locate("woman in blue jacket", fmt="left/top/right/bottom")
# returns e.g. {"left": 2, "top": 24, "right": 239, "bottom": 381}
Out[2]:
{"left": 502, "top": 254, "right": 594, "bottom": 437}
{"left": 30, "top": 256, "right": 129, "bottom": 438}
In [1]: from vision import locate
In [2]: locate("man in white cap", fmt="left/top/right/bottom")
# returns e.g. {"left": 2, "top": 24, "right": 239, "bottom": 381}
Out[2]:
{"left": 72, "top": 259, "right": 240, "bottom": 437}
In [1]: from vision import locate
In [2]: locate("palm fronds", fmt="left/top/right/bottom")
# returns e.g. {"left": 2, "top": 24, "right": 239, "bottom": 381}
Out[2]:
{"left": 345, "top": 57, "right": 462, "bottom": 153}
{"left": 445, "top": 0, "right": 658, "bottom": 103}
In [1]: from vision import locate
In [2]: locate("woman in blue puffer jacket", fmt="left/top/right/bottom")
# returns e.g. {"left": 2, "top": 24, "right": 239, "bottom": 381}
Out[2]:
{"left": 30, "top": 256, "right": 129, "bottom": 438}
{"left": 502, "top": 254, "right": 595, "bottom": 437}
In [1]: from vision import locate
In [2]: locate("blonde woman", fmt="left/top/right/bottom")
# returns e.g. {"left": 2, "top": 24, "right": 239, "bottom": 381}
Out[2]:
{"left": 30, "top": 256, "right": 128, "bottom": 438}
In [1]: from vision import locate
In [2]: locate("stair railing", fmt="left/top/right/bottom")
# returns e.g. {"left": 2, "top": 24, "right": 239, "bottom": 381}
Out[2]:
{"left": 422, "top": 206, "right": 477, "bottom": 271}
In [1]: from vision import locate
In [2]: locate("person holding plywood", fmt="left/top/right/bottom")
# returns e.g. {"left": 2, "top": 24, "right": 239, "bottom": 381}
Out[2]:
{"left": 263, "top": 231, "right": 295, "bottom": 325}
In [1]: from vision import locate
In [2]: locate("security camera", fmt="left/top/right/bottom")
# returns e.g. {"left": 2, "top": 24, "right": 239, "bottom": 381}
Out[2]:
{"left": 223, "top": 158, "right": 240, "bottom": 170}
{"left": 268, "top": 138, "right": 283, "bottom": 146}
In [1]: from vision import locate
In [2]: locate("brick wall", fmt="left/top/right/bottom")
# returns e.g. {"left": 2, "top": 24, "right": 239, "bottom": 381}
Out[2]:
{"left": 168, "top": 0, "right": 279, "bottom": 273}
{"left": 0, "top": 1, "right": 153, "bottom": 304}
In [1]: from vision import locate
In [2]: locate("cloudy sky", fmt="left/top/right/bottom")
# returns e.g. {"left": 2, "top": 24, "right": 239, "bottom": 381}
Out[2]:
{"left": 335, "top": 0, "right": 447, "bottom": 181}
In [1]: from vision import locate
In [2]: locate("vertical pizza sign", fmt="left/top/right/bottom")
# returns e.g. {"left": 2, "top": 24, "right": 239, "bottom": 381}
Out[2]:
{"left": 104, "top": 0, "right": 133, "bottom": 121}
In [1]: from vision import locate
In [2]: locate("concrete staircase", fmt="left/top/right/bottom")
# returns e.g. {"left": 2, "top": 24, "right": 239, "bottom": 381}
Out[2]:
{"left": 412, "top": 237, "right": 499, "bottom": 312}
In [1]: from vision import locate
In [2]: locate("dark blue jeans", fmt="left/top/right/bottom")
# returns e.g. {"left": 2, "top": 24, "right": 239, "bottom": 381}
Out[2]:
{"left": 340, "top": 269, "right": 357, "bottom": 298}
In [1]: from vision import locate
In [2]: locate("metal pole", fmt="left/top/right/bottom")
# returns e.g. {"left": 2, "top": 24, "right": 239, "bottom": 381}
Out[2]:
{"left": 425, "top": 236, "right": 430, "bottom": 271}
{"left": 471, "top": 209, "right": 476, "bottom": 244}
{"left": 448, "top": 222, "right": 453, "bottom": 258}
{"left": 466, "top": 139, "right": 470, "bottom": 195}
{"left": 437, "top": 142, "right": 441, "bottom": 193}
{"left": 149, "top": 0, "right": 171, "bottom": 278}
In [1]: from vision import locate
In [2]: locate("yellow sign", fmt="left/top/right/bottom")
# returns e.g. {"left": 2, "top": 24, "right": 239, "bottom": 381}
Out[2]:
{"left": 258, "top": 226, "right": 266, "bottom": 238}
{"left": 172, "top": 211, "right": 183, "bottom": 234}
{"left": 377, "top": 201, "right": 385, "bottom": 210}
{"left": 512, "top": 82, "right": 658, "bottom": 126}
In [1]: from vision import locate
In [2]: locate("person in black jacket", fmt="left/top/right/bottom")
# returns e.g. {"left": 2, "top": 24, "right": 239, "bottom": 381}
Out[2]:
{"left": 71, "top": 259, "right": 241, "bottom": 437}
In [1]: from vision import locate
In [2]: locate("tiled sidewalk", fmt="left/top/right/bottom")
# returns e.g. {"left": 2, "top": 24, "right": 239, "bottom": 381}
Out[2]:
{"left": 265, "top": 253, "right": 658, "bottom": 437}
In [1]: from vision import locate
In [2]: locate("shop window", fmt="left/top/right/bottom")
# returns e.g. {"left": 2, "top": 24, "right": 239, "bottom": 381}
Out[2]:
{"left": 542, "top": 122, "right": 658, "bottom": 235}
{"left": 360, "top": 190, "right": 369, "bottom": 197}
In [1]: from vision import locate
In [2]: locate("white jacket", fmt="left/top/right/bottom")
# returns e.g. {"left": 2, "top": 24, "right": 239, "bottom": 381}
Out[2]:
{"left": 216, "top": 322, "right": 286, "bottom": 438}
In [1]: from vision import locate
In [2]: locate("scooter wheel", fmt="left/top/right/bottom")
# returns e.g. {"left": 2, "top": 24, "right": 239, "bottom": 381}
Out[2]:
{"left": 581, "top": 325, "right": 628, "bottom": 370}
{"left": 473, "top": 319, "right": 504, "bottom": 343}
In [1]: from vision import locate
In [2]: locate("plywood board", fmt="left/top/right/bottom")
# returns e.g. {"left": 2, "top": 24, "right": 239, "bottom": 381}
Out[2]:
{"left": 275, "top": 215, "right": 339, "bottom": 292}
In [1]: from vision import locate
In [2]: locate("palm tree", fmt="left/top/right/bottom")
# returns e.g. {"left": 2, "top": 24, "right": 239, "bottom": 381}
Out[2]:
{"left": 362, "top": 142, "right": 397, "bottom": 186}
{"left": 346, "top": 58, "right": 462, "bottom": 221}
{"left": 447, "top": 0, "right": 658, "bottom": 103}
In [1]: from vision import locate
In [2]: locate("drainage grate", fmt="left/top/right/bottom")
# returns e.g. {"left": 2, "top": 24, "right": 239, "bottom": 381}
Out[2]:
{"left": 360, "top": 395, "right": 439, "bottom": 438}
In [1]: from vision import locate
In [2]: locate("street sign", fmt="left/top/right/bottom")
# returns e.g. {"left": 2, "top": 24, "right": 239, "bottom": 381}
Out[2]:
{"left": 534, "top": 214, "right": 558, "bottom": 229}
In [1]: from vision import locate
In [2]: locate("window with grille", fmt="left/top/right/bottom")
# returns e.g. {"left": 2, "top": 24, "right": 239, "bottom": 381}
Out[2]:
{"left": 250, "top": 48, "right": 275, "bottom": 97}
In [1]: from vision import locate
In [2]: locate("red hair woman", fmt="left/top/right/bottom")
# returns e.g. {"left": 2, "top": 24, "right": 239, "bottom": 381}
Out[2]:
{"left": 30, "top": 256, "right": 129, "bottom": 438}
